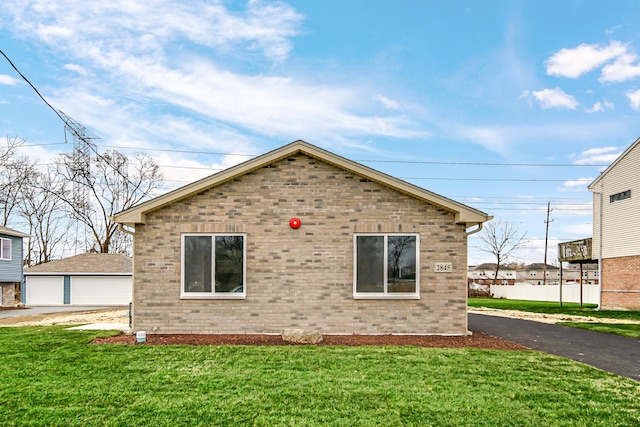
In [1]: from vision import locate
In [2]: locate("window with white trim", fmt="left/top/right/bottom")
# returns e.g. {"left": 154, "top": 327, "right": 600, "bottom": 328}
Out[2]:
{"left": 181, "top": 234, "right": 246, "bottom": 299}
{"left": 354, "top": 234, "right": 419, "bottom": 299}
{"left": 0, "top": 238, "right": 11, "bottom": 261}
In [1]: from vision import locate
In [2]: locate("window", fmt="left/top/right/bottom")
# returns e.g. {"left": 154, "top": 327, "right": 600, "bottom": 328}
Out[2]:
{"left": 530, "top": 271, "right": 537, "bottom": 277}
{"left": 181, "top": 234, "right": 246, "bottom": 299}
{"left": 610, "top": 190, "right": 631, "bottom": 203}
{"left": 354, "top": 234, "right": 419, "bottom": 299}
{"left": 0, "top": 238, "right": 11, "bottom": 261}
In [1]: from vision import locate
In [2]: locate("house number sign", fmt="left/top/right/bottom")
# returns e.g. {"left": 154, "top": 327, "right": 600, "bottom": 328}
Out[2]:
{"left": 435, "top": 262, "right": 452, "bottom": 273}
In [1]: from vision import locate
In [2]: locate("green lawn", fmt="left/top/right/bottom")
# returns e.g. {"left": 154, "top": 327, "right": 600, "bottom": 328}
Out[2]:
{"left": 558, "top": 322, "right": 640, "bottom": 340}
{"left": 468, "top": 298, "right": 640, "bottom": 321}
{"left": 1, "top": 327, "right": 640, "bottom": 426}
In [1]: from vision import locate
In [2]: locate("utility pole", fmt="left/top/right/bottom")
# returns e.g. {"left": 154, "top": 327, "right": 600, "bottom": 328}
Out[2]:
{"left": 543, "top": 202, "right": 554, "bottom": 286}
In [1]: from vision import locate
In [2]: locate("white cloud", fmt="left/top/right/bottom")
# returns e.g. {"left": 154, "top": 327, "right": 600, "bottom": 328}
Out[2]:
{"left": 585, "top": 100, "right": 614, "bottom": 113}
{"left": 1, "top": 0, "right": 425, "bottom": 151}
{"left": 35, "top": 24, "right": 73, "bottom": 42}
{"left": 153, "top": 152, "right": 251, "bottom": 193}
{"left": 559, "top": 178, "right": 594, "bottom": 192}
{"left": 0, "top": 74, "right": 19, "bottom": 85}
{"left": 545, "top": 41, "right": 627, "bottom": 78}
{"left": 7, "top": 0, "right": 305, "bottom": 63}
{"left": 600, "top": 53, "right": 640, "bottom": 82}
{"left": 374, "top": 94, "right": 400, "bottom": 111}
{"left": 605, "top": 25, "right": 621, "bottom": 36}
{"left": 627, "top": 89, "right": 640, "bottom": 111}
{"left": 63, "top": 63, "right": 88, "bottom": 76}
{"left": 546, "top": 41, "right": 627, "bottom": 78}
{"left": 532, "top": 87, "right": 578, "bottom": 110}
{"left": 570, "top": 146, "right": 623, "bottom": 165}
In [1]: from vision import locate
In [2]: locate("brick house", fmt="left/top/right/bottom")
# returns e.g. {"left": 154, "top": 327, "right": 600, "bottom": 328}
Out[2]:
{"left": 113, "top": 141, "right": 491, "bottom": 335}
{"left": 0, "top": 226, "right": 29, "bottom": 307}
{"left": 589, "top": 137, "right": 640, "bottom": 309}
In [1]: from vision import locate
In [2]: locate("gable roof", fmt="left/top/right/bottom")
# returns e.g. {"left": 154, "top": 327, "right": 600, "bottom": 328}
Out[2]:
{"left": 113, "top": 140, "right": 491, "bottom": 228}
{"left": 0, "top": 225, "right": 30, "bottom": 238}
{"left": 588, "top": 136, "right": 640, "bottom": 190}
{"left": 521, "top": 263, "right": 559, "bottom": 271}
{"left": 24, "top": 253, "right": 132, "bottom": 275}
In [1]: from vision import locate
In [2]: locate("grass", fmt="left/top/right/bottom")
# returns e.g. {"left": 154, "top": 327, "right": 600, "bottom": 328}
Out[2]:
{"left": 1, "top": 326, "right": 640, "bottom": 426}
{"left": 468, "top": 298, "right": 640, "bottom": 321}
{"left": 558, "top": 322, "right": 640, "bottom": 340}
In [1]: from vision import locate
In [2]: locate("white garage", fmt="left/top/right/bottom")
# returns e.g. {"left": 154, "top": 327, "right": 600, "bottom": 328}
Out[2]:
{"left": 25, "top": 276, "right": 64, "bottom": 305}
{"left": 23, "top": 253, "right": 132, "bottom": 306}
{"left": 71, "top": 276, "right": 132, "bottom": 305}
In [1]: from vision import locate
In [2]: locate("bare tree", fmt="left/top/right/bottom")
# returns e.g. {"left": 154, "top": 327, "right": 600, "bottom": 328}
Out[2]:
{"left": 0, "top": 135, "right": 33, "bottom": 226}
{"left": 19, "top": 169, "right": 71, "bottom": 266}
{"left": 55, "top": 149, "right": 162, "bottom": 253}
{"left": 478, "top": 219, "right": 527, "bottom": 285}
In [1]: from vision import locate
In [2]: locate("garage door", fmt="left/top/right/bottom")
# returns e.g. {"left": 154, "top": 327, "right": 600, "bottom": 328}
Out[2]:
{"left": 71, "top": 276, "right": 132, "bottom": 305}
{"left": 25, "top": 276, "right": 64, "bottom": 305}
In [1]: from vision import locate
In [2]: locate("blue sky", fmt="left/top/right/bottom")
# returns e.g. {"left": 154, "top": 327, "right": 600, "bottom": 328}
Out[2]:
{"left": 1, "top": 0, "right": 639, "bottom": 265}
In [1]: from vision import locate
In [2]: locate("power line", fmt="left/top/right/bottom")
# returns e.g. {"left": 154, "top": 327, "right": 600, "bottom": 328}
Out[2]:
{"left": 1, "top": 48, "right": 142, "bottom": 192}
{"left": 22, "top": 141, "right": 608, "bottom": 168}
{"left": 89, "top": 144, "right": 609, "bottom": 168}
{"left": 0, "top": 49, "right": 68, "bottom": 125}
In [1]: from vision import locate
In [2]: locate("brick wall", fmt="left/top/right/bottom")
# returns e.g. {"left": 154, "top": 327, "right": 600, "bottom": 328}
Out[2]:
{"left": 133, "top": 153, "right": 469, "bottom": 335}
{"left": 601, "top": 255, "right": 640, "bottom": 310}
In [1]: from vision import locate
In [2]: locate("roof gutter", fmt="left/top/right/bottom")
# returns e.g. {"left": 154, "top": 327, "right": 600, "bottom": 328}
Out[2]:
{"left": 466, "top": 222, "right": 484, "bottom": 236}
{"left": 118, "top": 222, "right": 135, "bottom": 236}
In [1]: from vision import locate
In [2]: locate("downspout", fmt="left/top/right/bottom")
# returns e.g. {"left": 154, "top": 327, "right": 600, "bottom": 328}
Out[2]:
{"left": 465, "top": 222, "right": 484, "bottom": 336}
{"left": 597, "top": 184, "right": 603, "bottom": 310}
{"left": 116, "top": 221, "right": 135, "bottom": 330}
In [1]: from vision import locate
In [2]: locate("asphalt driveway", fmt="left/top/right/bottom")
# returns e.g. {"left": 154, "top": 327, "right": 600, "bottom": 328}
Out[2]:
{"left": 469, "top": 313, "right": 640, "bottom": 382}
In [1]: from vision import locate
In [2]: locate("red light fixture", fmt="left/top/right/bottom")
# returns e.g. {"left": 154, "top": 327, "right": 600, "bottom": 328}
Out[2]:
{"left": 289, "top": 217, "right": 301, "bottom": 229}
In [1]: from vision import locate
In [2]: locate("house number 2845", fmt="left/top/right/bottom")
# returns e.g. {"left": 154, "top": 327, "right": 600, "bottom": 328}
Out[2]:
{"left": 435, "top": 262, "right": 452, "bottom": 273}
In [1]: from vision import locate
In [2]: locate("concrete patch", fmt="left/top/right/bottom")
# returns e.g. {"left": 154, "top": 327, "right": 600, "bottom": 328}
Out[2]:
{"left": 67, "top": 323, "right": 130, "bottom": 332}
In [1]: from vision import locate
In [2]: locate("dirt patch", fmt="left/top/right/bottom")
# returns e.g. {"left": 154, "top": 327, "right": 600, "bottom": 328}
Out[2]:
{"left": 90, "top": 332, "right": 527, "bottom": 350}
{"left": 0, "top": 309, "right": 129, "bottom": 327}
{"left": 468, "top": 307, "right": 640, "bottom": 324}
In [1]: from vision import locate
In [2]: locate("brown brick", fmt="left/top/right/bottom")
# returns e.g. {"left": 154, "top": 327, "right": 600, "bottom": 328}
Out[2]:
{"left": 132, "top": 154, "right": 469, "bottom": 335}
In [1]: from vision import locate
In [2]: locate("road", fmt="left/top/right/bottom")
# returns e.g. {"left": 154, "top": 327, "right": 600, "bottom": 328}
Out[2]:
{"left": 469, "top": 313, "right": 640, "bottom": 382}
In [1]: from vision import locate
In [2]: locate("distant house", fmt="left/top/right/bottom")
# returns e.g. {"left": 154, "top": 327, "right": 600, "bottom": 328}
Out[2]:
{"left": 0, "top": 226, "right": 29, "bottom": 307}
{"left": 468, "top": 263, "right": 517, "bottom": 286}
{"left": 516, "top": 263, "right": 560, "bottom": 285}
{"left": 114, "top": 140, "right": 491, "bottom": 335}
{"left": 589, "top": 136, "right": 640, "bottom": 310}
{"left": 23, "top": 253, "right": 132, "bottom": 306}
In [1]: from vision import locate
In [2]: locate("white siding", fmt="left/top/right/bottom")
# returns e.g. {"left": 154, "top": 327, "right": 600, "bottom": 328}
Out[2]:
{"left": 592, "top": 141, "right": 640, "bottom": 259}
{"left": 71, "top": 276, "right": 132, "bottom": 305}
{"left": 25, "top": 276, "right": 64, "bottom": 305}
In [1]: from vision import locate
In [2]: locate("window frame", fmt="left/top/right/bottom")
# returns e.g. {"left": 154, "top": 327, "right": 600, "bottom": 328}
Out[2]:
{"left": 180, "top": 233, "right": 247, "bottom": 300}
{"left": 0, "top": 238, "right": 11, "bottom": 261}
{"left": 609, "top": 189, "right": 631, "bottom": 203}
{"left": 353, "top": 233, "right": 420, "bottom": 300}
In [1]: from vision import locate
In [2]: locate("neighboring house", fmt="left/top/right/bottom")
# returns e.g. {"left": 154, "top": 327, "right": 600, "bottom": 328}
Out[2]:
{"left": 516, "top": 263, "right": 560, "bottom": 285}
{"left": 114, "top": 140, "right": 491, "bottom": 335}
{"left": 23, "top": 253, "right": 132, "bottom": 306}
{"left": 562, "top": 263, "right": 599, "bottom": 285}
{"left": 0, "top": 226, "right": 29, "bottom": 307}
{"left": 589, "top": 136, "right": 640, "bottom": 309}
{"left": 467, "top": 263, "right": 517, "bottom": 286}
